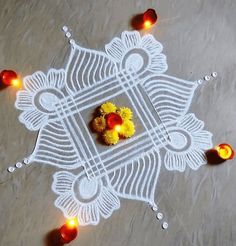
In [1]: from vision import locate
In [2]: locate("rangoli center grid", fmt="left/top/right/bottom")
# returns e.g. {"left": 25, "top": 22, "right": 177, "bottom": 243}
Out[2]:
{"left": 13, "top": 30, "right": 212, "bottom": 226}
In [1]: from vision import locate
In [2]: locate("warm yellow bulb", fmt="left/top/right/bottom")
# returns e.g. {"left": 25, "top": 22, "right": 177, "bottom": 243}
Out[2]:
{"left": 215, "top": 144, "right": 234, "bottom": 160}
{"left": 11, "top": 78, "right": 21, "bottom": 87}
{"left": 66, "top": 218, "right": 78, "bottom": 229}
{"left": 144, "top": 20, "right": 152, "bottom": 29}
{"left": 114, "top": 125, "right": 121, "bottom": 132}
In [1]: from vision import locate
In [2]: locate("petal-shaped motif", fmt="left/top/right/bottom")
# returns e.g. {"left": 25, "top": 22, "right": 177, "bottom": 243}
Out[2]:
{"left": 141, "top": 34, "right": 163, "bottom": 56}
{"left": 23, "top": 71, "right": 47, "bottom": 93}
{"left": 47, "top": 68, "right": 65, "bottom": 89}
{"left": 105, "top": 31, "right": 167, "bottom": 75}
{"left": 105, "top": 37, "right": 126, "bottom": 63}
{"left": 164, "top": 151, "right": 186, "bottom": 172}
{"left": 179, "top": 113, "right": 204, "bottom": 133}
{"left": 55, "top": 193, "right": 79, "bottom": 218}
{"left": 51, "top": 171, "right": 119, "bottom": 226}
{"left": 52, "top": 171, "right": 76, "bottom": 195}
{"left": 15, "top": 90, "right": 33, "bottom": 110}
{"left": 192, "top": 130, "right": 213, "bottom": 150}
{"left": 19, "top": 109, "right": 48, "bottom": 131}
{"left": 121, "top": 31, "right": 141, "bottom": 49}
{"left": 97, "top": 188, "right": 120, "bottom": 219}
{"left": 78, "top": 203, "right": 100, "bottom": 226}
{"left": 186, "top": 149, "right": 207, "bottom": 170}
{"left": 149, "top": 54, "right": 168, "bottom": 74}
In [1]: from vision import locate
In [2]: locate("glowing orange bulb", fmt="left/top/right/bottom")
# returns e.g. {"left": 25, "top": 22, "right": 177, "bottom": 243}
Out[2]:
{"left": 11, "top": 78, "right": 21, "bottom": 87}
{"left": 142, "top": 8, "right": 158, "bottom": 29}
{"left": 144, "top": 20, "right": 152, "bottom": 29}
{"left": 0, "top": 70, "right": 19, "bottom": 87}
{"left": 66, "top": 217, "right": 78, "bottom": 229}
{"left": 60, "top": 218, "right": 78, "bottom": 244}
{"left": 114, "top": 125, "right": 121, "bottom": 132}
{"left": 215, "top": 144, "right": 234, "bottom": 160}
{"left": 106, "top": 113, "right": 123, "bottom": 129}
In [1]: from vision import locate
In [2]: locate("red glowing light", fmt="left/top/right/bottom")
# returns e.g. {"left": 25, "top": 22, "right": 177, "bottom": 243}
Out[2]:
{"left": 143, "top": 9, "right": 158, "bottom": 28}
{"left": 0, "top": 70, "right": 19, "bottom": 86}
{"left": 60, "top": 218, "right": 78, "bottom": 244}
{"left": 215, "top": 143, "right": 234, "bottom": 160}
{"left": 106, "top": 113, "right": 123, "bottom": 129}
{"left": 144, "top": 20, "right": 152, "bottom": 29}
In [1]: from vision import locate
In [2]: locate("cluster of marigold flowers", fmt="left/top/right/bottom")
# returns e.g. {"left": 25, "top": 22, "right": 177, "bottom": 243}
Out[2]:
{"left": 92, "top": 102, "right": 135, "bottom": 145}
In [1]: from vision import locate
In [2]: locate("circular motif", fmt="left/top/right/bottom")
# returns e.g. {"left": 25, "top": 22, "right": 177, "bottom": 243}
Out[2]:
{"left": 39, "top": 92, "right": 59, "bottom": 111}
{"left": 165, "top": 129, "right": 191, "bottom": 152}
{"left": 34, "top": 88, "right": 63, "bottom": 113}
{"left": 169, "top": 132, "right": 187, "bottom": 150}
{"left": 73, "top": 176, "right": 102, "bottom": 203}
{"left": 79, "top": 178, "right": 98, "bottom": 199}
{"left": 125, "top": 53, "right": 144, "bottom": 71}
{"left": 121, "top": 48, "right": 149, "bottom": 73}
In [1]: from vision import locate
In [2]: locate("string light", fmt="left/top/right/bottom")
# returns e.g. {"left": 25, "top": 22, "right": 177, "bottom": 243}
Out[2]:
{"left": 60, "top": 218, "right": 78, "bottom": 244}
{"left": 215, "top": 143, "right": 234, "bottom": 160}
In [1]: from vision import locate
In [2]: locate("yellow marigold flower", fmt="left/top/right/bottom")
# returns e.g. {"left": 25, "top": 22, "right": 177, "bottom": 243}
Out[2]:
{"left": 118, "top": 107, "right": 133, "bottom": 120}
{"left": 103, "top": 129, "right": 119, "bottom": 145}
{"left": 119, "top": 119, "right": 135, "bottom": 138}
{"left": 100, "top": 102, "right": 116, "bottom": 114}
{"left": 92, "top": 116, "right": 106, "bottom": 133}
{"left": 92, "top": 102, "right": 135, "bottom": 145}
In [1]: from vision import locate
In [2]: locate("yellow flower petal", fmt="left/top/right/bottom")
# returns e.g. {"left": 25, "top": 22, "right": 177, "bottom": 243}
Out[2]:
{"left": 117, "top": 107, "right": 133, "bottom": 120}
{"left": 100, "top": 102, "right": 117, "bottom": 114}
{"left": 92, "top": 116, "right": 106, "bottom": 133}
{"left": 120, "top": 120, "right": 135, "bottom": 138}
{"left": 103, "top": 129, "right": 119, "bottom": 145}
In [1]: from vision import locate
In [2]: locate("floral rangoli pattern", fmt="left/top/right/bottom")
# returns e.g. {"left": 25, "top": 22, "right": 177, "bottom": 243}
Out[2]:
{"left": 14, "top": 30, "right": 212, "bottom": 226}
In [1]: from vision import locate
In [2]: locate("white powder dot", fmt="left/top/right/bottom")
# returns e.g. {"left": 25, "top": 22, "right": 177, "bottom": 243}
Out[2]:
{"left": 156, "top": 212, "right": 163, "bottom": 220}
{"left": 204, "top": 75, "right": 211, "bottom": 81}
{"left": 197, "top": 79, "right": 203, "bottom": 84}
{"left": 212, "top": 72, "right": 218, "bottom": 78}
{"left": 8, "top": 166, "right": 15, "bottom": 173}
{"left": 23, "top": 158, "right": 30, "bottom": 165}
{"left": 15, "top": 162, "right": 23, "bottom": 168}
{"left": 65, "top": 32, "right": 71, "bottom": 38}
{"left": 62, "top": 26, "right": 68, "bottom": 32}
{"left": 162, "top": 222, "right": 168, "bottom": 229}
{"left": 152, "top": 205, "right": 158, "bottom": 211}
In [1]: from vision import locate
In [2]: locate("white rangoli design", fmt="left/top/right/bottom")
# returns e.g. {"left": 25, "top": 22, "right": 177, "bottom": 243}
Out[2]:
{"left": 14, "top": 30, "right": 212, "bottom": 226}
